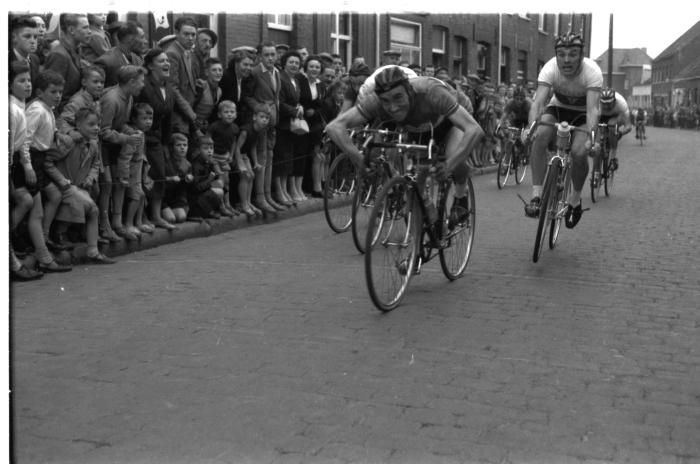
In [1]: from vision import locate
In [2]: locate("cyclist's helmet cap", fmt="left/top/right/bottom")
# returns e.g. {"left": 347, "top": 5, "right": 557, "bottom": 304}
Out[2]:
{"left": 600, "top": 88, "right": 616, "bottom": 105}
{"left": 555, "top": 32, "right": 584, "bottom": 49}
{"left": 374, "top": 66, "right": 409, "bottom": 94}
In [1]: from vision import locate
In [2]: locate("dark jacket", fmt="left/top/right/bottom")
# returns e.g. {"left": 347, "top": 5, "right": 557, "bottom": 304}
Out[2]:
{"left": 296, "top": 73, "right": 326, "bottom": 133}
{"left": 277, "top": 71, "right": 301, "bottom": 131}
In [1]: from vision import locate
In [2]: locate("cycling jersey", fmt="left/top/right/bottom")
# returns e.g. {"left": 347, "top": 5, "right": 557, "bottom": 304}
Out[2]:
{"left": 503, "top": 99, "right": 531, "bottom": 127}
{"left": 537, "top": 57, "right": 603, "bottom": 111}
{"left": 600, "top": 92, "right": 630, "bottom": 124}
{"left": 356, "top": 76, "right": 460, "bottom": 133}
{"left": 635, "top": 109, "right": 646, "bottom": 122}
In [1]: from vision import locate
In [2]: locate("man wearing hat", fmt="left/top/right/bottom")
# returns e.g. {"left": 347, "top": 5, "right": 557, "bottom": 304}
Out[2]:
{"left": 275, "top": 44, "right": 289, "bottom": 69}
{"left": 193, "top": 27, "right": 217, "bottom": 80}
{"left": 382, "top": 49, "right": 401, "bottom": 66}
{"left": 340, "top": 61, "right": 372, "bottom": 112}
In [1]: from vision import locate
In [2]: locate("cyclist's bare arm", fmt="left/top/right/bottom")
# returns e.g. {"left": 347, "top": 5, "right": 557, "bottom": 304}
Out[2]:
{"left": 326, "top": 106, "right": 369, "bottom": 166}
{"left": 585, "top": 89, "right": 601, "bottom": 134}
{"left": 618, "top": 110, "right": 633, "bottom": 135}
{"left": 528, "top": 84, "right": 552, "bottom": 126}
{"left": 445, "top": 106, "right": 485, "bottom": 174}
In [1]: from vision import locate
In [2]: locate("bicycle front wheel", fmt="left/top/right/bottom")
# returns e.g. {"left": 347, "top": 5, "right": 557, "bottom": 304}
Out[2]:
{"left": 590, "top": 155, "right": 602, "bottom": 204}
{"left": 365, "top": 176, "right": 421, "bottom": 312}
{"left": 323, "top": 153, "right": 357, "bottom": 233}
{"left": 352, "top": 168, "right": 381, "bottom": 253}
{"left": 533, "top": 161, "right": 560, "bottom": 263}
{"left": 497, "top": 142, "right": 513, "bottom": 189}
{"left": 439, "top": 177, "right": 476, "bottom": 280}
{"left": 514, "top": 144, "right": 527, "bottom": 184}
{"left": 549, "top": 166, "right": 570, "bottom": 249}
{"left": 604, "top": 156, "right": 615, "bottom": 197}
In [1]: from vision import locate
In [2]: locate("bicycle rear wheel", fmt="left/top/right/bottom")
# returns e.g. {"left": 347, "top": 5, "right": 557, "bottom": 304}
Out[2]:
{"left": 497, "top": 142, "right": 513, "bottom": 189}
{"left": 549, "top": 166, "right": 569, "bottom": 249}
{"left": 439, "top": 177, "right": 476, "bottom": 280}
{"left": 365, "top": 176, "right": 421, "bottom": 312}
{"left": 323, "top": 153, "right": 357, "bottom": 233}
{"left": 533, "top": 161, "right": 560, "bottom": 262}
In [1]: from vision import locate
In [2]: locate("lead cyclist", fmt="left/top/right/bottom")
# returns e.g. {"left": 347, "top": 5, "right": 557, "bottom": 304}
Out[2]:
{"left": 522, "top": 32, "right": 603, "bottom": 228}
{"left": 326, "top": 65, "right": 483, "bottom": 218}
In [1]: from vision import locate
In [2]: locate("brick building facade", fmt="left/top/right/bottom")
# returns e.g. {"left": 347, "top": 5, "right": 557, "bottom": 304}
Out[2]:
{"left": 128, "top": 11, "right": 592, "bottom": 86}
{"left": 651, "top": 20, "right": 700, "bottom": 107}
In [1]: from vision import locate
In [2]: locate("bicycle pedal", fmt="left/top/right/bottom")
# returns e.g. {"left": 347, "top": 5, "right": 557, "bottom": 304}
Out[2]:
{"left": 414, "top": 256, "right": 423, "bottom": 275}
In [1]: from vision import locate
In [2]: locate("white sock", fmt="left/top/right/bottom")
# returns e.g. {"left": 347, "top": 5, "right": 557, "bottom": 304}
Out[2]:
{"left": 532, "top": 185, "right": 543, "bottom": 198}
{"left": 568, "top": 189, "right": 581, "bottom": 205}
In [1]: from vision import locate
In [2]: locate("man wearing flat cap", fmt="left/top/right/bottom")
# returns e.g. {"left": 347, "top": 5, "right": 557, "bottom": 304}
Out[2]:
{"left": 382, "top": 49, "right": 401, "bottom": 66}
{"left": 340, "top": 61, "right": 372, "bottom": 112}
{"left": 193, "top": 27, "right": 217, "bottom": 80}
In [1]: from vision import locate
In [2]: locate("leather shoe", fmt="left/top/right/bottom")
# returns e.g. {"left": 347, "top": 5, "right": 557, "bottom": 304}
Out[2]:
{"left": 99, "top": 226, "right": 122, "bottom": 242}
{"left": 266, "top": 197, "right": 286, "bottom": 211}
{"left": 85, "top": 252, "right": 116, "bottom": 265}
{"left": 114, "top": 227, "right": 139, "bottom": 241}
{"left": 153, "top": 219, "right": 177, "bottom": 231}
{"left": 253, "top": 199, "right": 276, "bottom": 213}
{"left": 45, "top": 237, "right": 68, "bottom": 252}
{"left": 10, "top": 265, "right": 44, "bottom": 281}
{"left": 38, "top": 259, "right": 73, "bottom": 273}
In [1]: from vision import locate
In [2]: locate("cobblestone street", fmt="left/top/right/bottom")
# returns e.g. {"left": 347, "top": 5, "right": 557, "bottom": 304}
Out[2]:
{"left": 9, "top": 127, "right": 700, "bottom": 464}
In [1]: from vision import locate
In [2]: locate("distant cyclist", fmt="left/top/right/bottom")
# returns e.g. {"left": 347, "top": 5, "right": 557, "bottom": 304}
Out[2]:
{"left": 523, "top": 32, "right": 603, "bottom": 228}
{"left": 498, "top": 85, "right": 531, "bottom": 130}
{"left": 326, "top": 66, "right": 484, "bottom": 219}
{"left": 634, "top": 106, "right": 647, "bottom": 140}
{"left": 599, "top": 88, "right": 633, "bottom": 170}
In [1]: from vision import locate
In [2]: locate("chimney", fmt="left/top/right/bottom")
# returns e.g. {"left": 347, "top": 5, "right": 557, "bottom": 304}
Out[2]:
{"left": 642, "top": 47, "right": 647, "bottom": 55}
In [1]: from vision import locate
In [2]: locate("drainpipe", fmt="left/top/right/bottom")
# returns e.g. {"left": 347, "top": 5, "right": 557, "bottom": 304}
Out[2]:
{"left": 376, "top": 13, "right": 381, "bottom": 68}
{"left": 497, "top": 13, "right": 502, "bottom": 86}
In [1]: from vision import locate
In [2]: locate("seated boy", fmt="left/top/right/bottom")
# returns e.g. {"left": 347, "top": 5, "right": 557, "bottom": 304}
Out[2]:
{"left": 187, "top": 135, "right": 224, "bottom": 220}
{"left": 162, "top": 133, "right": 195, "bottom": 224}
{"left": 44, "top": 107, "right": 116, "bottom": 264}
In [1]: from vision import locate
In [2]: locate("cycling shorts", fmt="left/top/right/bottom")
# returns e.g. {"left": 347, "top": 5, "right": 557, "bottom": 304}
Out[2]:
{"left": 543, "top": 106, "right": 587, "bottom": 127}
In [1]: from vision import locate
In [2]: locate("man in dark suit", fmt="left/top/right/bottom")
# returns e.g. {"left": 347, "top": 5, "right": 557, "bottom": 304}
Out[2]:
{"left": 43, "top": 14, "right": 92, "bottom": 108}
{"left": 163, "top": 16, "right": 198, "bottom": 136}
{"left": 243, "top": 40, "right": 284, "bottom": 211}
{"left": 10, "top": 15, "right": 42, "bottom": 98}
{"left": 94, "top": 21, "right": 146, "bottom": 87}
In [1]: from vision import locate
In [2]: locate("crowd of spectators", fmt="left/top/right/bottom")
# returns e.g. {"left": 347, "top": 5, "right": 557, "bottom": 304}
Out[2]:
{"left": 8, "top": 12, "right": 534, "bottom": 282}
{"left": 650, "top": 104, "right": 700, "bottom": 129}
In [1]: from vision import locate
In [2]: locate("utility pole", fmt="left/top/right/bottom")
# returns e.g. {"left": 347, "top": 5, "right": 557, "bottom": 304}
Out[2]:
{"left": 608, "top": 14, "right": 614, "bottom": 87}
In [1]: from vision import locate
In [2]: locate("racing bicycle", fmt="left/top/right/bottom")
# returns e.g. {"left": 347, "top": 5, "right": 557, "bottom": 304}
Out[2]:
{"left": 496, "top": 125, "right": 529, "bottom": 189}
{"left": 590, "top": 122, "right": 615, "bottom": 203}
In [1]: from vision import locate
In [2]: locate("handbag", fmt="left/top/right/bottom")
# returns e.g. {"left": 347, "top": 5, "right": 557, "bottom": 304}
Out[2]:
{"left": 290, "top": 117, "right": 309, "bottom": 135}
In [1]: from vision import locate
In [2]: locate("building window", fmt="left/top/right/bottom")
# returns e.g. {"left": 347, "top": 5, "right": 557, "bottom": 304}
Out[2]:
{"left": 432, "top": 26, "right": 447, "bottom": 66}
{"left": 500, "top": 46, "right": 510, "bottom": 84}
{"left": 390, "top": 17, "right": 422, "bottom": 65}
{"left": 330, "top": 12, "right": 352, "bottom": 65}
{"left": 477, "top": 42, "right": 490, "bottom": 79}
{"left": 267, "top": 14, "right": 292, "bottom": 31}
{"left": 453, "top": 36, "right": 466, "bottom": 76}
{"left": 517, "top": 50, "right": 527, "bottom": 83}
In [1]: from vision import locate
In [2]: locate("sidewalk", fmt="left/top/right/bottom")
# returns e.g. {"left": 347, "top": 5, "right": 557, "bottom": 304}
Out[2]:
{"left": 65, "top": 164, "right": 498, "bottom": 263}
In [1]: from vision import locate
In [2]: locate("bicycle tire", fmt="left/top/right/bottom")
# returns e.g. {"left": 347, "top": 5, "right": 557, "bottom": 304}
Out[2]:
{"left": 497, "top": 141, "right": 513, "bottom": 189}
{"left": 351, "top": 168, "right": 380, "bottom": 253}
{"left": 323, "top": 153, "right": 357, "bottom": 233}
{"left": 604, "top": 156, "right": 615, "bottom": 197}
{"left": 365, "top": 176, "right": 421, "bottom": 312}
{"left": 533, "top": 161, "right": 559, "bottom": 263}
{"left": 439, "top": 177, "right": 476, "bottom": 280}
{"left": 590, "top": 152, "right": 602, "bottom": 203}
{"left": 515, "top": 144, "right": 527, "bottom": 184}
{"left": 549, "top": 165, "right": 569, "bottom": 249}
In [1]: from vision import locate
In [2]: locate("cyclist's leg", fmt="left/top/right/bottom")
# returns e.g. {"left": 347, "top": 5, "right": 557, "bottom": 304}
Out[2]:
{"left": 526, "top": 112, "right": 556, "bottom": 216}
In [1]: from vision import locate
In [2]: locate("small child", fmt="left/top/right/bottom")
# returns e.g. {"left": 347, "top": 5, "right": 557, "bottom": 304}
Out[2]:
{"left": 235, "top": 103, "right": 272, "bottom": 216}
{"left": 118, "top": 102, "right": 154, "bottom": 239}
{"left": 25, "top": 69, "right": 74, "bottom": 253}
{"left": 193, "top": 57, "right": 223, "bottom": 131}
{"left": 162, "top": 133, "right": 194, "bottom": 224}
{"left": 207, "top": 100, "right": 239, "bottom": 216}
{"left": 44, "top": 107, "right": 116, "bottom": 264}
{"left": 187, "top": 135, "right": 224, "bottom": 220}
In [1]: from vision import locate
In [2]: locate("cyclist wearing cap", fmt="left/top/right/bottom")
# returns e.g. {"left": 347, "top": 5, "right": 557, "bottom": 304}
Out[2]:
{"left": 326, "top": 65, "right": 484, "bottom": 218}
{"left": 498, "top": 86, "right": 531, "bottom": 130}
{"left": 522, "top": 32, "right": 603, "bottom": 228}
{"left": 598, "top": 88, "right": 633, "bottom": 170}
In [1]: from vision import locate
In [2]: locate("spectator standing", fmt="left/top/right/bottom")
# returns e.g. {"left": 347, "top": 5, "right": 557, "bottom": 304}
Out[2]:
{"left": 297, "top": 55, "right": 328, "bottom": 198}
{"left": 10, "top": 16, "right": 41, "bottom": 96}
{"left": 382, "top": 49, "right": 401, "bottom": 66}
{"left": 10, "top": 65, "right": 72, "bottom": 273}
{"left": 193, "top": 57, "right": 224, "bottom": 130}
{"left": 220, "top": 48, "right": 256, "bottom": 115}
{"left": 44, "top": 108, "right": 116, "bottom": 264}
{"left": 192, "top": 28, "right": 218, "bottom": 81}
{"left": 163, "top": 16, "right": 199, "bottom": 137}
{"left": 81, "top": 13, "right": 112, "bottom": 63}
{"left": 99, "top": 65, "right": 146, "bottom": 240}
{"left": 234, "top": 104, "right": 271, "bottom": 215}
{"left": 9, "top": 61, "right": 47, "bottom": 280}
{"left": 43, "top": 13, "right": 92, "bottom": 108}
{"left": 275, "top": 51, "right": 305, "bottom": 204}
{"left": 94, "top": 21, "right": 147, "bottom": 87}
{"left": 135, "top": 48, "right": 178, "bottom": 230}
{"left": 207, "top": 100, "right": 240, "bottom": 216}
{"left": 243, "top": 41, "right": 284, "bottom": 209}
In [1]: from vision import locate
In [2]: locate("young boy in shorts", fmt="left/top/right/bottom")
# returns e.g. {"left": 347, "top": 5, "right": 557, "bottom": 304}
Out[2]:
{"left": 235, "top": 103, "right": 272, "bottom": 216}
{"left": 207, "top": 100, "right": 239, "bottom": 216}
